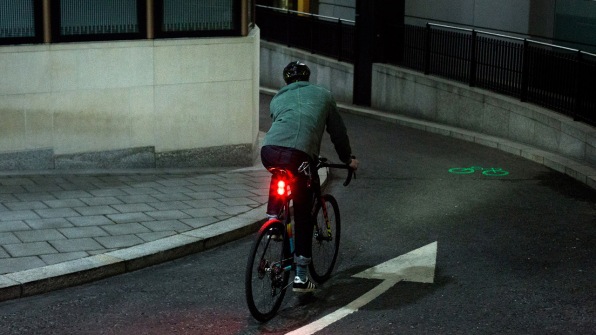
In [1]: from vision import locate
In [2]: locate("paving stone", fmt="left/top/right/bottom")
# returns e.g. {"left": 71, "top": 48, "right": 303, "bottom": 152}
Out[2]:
{"left": 4, "top": 201, "right": 49, "bottom": 211}
{"left": 150, "top": 193, "right": 193, "bottom": 202}
{"left": 89, "top": 189, "right": 128, "bottom": 197}
{"left": 121, "top": 187, "right": 162, "bottom": 195}
{"left": 14, "top": 192, "right": 57, "bottom": 202}
{"left": 183, "top": 207, "right": 227, "bottom": 218}
{"left": 136, "top": 231, "right": 176, "bottom": 242}
{"left": 101, "top": 223, "right": 151, "bottom": 235}
{"left": 183, "top": 199, "right": 225, "bottom": 208}
{"left": 145, "top": 210, "right": 191, "bottom": 221}
{"left": 0, "top": 194, "right": 18, "bottom": 203}
{"left": 217, "top": 197, "right": 259, "bottom": 206}
{"left": 50, "top": 238, "right": 104, "bottom": 253}
{"left": 215, "top": 189, "right": 256, "bottom": 198}
{"left": 142, "top": 220, "right": 193, "bottom": 232}
{"left": 0, "top": 232, "right": 19, "bottom": 245}
{"left": 4, "top": 241, "right": 58, "bottom": 257}
{"left": 0, "top": 257, "right": 46, "bottom": 274}
{"left": 74, "top": 206, "right": 119, "bottom": 216}
{"left": 0, "top": 210, "right": 41, "bottom": 222}
{"left": 218, "top": 205, "right": 252, "bottom": 215}
{"left": 25, "top": 218, "right": 73, "bottom": 229}
{"left": 40, "top": 251, "right": 89, "bottom": 265}
{"left": 185, "top": 191, "right": 221, "bottom": 200}
{"left": 0, "top": 221, "right": 32, "bottom": 233}
{"left": 147, "top": 201, "right": 193, "bottom": 211}
{"left": 79, "top": 196, "right": 123, "bottom": 206}
{"left": 43, "top": 199, "right": 87, "bottom": 208}
{"left": 111, "top": 203, "right": 156, "bottom": 213}
{"left": 218, "top": 183, "right": 253, "bottom": 190}
{"left": 107, "top": 212, "right": 154, "bottom": 224}
{"left": 59, "top": 226, "right": 109, "bottom": 239}
{"left": 0, "top": 186, "right": 26, "bottom": 194}
{"left": 68, "top": 215, "right": 115, "bottom": 227}
{"left": 155, "top": 179, "right": 194, "bottom": 187}
{"left": 115, "top": 195, "right": 159, "bottom": 204}
{"left": 51, "top": 190, "right": 93, "bottom": 199}
{"left": 0, "top": 247, "right": 9, "bottom": 258}
{"left": 154, "top": 186, "right": 194, "bottom": 194}
{"left": 34, "top": 208, "right": 80, "bottom": 219}
{"left": 95, "top": 235, "right": 144, "bottom": 249}
{"left": 14, "top": 229, "right": 66, "bottom": 243}
{"left": 0, "top": 178, "right": 35, "bottom": 186}
{"left": 24, "top": 184, "right": 64, "bottom": 193}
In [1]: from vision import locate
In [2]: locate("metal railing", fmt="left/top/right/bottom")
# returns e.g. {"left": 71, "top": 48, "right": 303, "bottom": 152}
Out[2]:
{"left": 256, "top": 5, "right": 355, "bottom": 63}
{"left": 399, "top": 23, "right": 596, "bottom": 126}
{"left": 256, "top": 7, "right": 595, "bottom": 127}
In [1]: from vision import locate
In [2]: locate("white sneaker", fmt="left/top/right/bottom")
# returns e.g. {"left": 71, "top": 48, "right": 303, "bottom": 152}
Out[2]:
{"left": 293, "top": 276, "right": 317, "bottom": 293}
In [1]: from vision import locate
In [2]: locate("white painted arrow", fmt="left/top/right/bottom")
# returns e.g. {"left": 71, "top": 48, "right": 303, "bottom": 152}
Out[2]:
{"left": 286, "top": 241, "right": 437, "bottom": 335}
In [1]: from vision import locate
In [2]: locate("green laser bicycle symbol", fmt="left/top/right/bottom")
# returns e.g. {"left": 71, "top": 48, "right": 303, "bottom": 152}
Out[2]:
{"left": 448, "top": 166, "right": 509, "bottom": 177}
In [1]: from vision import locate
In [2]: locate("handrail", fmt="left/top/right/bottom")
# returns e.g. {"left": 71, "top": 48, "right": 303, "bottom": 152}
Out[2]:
{"left": 256, "top": 5, "right": 355, "bottom": 24}
{"left": 426, "top": 22, "right": 594, "bottom": 54}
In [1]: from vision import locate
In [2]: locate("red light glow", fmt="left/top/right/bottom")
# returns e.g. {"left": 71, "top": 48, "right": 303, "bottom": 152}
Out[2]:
{"left": 276, "top": 180, "right": 286, "bottom": 196}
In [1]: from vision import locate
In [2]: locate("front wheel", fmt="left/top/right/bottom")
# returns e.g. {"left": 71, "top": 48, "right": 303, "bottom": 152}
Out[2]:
{"left": 309, "top": 194, "right": 341, "bottom": 284}
{"left": 245, "top": 220, "right": 290, "bottom": 322}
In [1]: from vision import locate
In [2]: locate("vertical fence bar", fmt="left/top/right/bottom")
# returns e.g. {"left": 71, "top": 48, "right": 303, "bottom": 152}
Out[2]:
{"left": 286, "top": 9, "right": 291, "bottom": 47}
{"left": 337, "top": 18, "right": 343, "bottom": 62}
{"left": 521, "top": 39, "right": 529, "bottom": 102}
{"left": 310, "top": 13, "right": 315, "bottom": 54}
{"left": 469, "top": 30, "right": 477, "bottom": 86}
{"left": 424, "top": 23, "right": 431, "bottom": 75}
{"left": 573, "top": 51, "right": 582, "bottom": 118}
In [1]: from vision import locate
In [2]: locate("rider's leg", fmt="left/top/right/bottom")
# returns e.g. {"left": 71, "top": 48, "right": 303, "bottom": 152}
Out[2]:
{"left": 293, "top": 175, "right": 315, "bottom": 284}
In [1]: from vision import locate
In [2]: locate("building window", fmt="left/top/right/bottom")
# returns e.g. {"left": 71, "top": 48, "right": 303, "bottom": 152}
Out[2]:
{"left": 0, "top": 0, "right": 42, "bottom": 45}
{"left": 53, "top": 0, "right": 146, "bottom": 42}
{"left": 155, "top": 0, "right": 240, "bottom": 37}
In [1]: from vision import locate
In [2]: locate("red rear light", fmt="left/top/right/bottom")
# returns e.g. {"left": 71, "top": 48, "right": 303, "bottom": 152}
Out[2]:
{"left": 276, "top": 180, "right": 286, "bottom": 196}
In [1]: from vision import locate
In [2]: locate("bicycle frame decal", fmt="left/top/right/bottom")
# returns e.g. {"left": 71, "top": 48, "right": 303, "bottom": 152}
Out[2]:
{"left": 448, "top": 166, "right": 509, "bottom": 177}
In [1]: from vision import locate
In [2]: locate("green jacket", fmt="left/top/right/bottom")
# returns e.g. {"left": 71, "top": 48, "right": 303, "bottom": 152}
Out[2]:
{"left": 263, "top": 81, "right": 352, "bottom": 164}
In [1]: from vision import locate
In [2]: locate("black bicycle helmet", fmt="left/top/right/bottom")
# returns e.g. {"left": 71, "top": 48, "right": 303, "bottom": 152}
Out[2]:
{"left": 283, "top": 61, "right": 310, "bottom": 84}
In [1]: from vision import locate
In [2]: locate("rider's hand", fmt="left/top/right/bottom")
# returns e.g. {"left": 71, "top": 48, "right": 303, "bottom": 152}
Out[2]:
{"left": 349, "top": 158, "right": 359, "bottom": 171}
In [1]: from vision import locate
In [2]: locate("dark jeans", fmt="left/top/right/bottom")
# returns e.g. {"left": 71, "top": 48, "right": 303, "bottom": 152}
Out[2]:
{"left": 261, "top": 145, "right": 317, "bottom": 259}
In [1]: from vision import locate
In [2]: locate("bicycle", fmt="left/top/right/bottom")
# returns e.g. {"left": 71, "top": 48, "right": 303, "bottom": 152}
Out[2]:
{"left": 245, "top": 156, "right": 354, "bottom": 322}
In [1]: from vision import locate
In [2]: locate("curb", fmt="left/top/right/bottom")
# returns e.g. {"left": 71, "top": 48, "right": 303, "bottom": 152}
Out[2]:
{"left": 0, "top": 204, "right": 267, "bottom": 302}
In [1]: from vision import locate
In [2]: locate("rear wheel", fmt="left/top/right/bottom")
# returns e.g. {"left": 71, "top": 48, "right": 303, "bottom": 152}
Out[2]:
{"left": 245, "top": 220, "right": 290, "bottom": 322}
{"left": 309, "top": 194, "right": 340, "bottom": 283}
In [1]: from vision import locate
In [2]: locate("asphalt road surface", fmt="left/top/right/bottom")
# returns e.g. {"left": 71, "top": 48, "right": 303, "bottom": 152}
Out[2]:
{"left": 0, "top": 95, "right": 594, "bottom": 334}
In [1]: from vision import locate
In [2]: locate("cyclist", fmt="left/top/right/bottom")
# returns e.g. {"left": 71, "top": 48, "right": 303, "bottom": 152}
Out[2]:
{"left": 261, "top": 61, "right": 359, "bottom": 293}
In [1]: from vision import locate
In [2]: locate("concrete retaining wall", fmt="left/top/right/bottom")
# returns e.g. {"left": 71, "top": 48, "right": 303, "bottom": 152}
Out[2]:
{"left": 372, "top": 63, "right": 595, "bottom": 167}
{"left": 0, "top": 28, "right": 261, "bottom": 170}
{"left": 260, "top": 41, "right": 353, "bottom": 103}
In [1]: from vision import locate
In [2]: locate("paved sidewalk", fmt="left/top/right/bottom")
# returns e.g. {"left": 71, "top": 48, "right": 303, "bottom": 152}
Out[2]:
{"left": 0, "top": 160, "right": 276, "bottom": 302}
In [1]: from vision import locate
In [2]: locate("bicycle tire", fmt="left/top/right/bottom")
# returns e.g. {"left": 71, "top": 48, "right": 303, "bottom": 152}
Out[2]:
{"left": 309, "top": 194, "right": 341, "bottom": 284}
{"left": 448, "top": 167, "right": 475, "bottom": 174}
{"left": 245, "top": 220, "right": 290, "bottom": 322}
{"left": 482, "top": 168, "right": 509, "bottom": 177}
